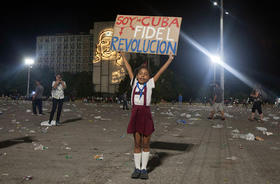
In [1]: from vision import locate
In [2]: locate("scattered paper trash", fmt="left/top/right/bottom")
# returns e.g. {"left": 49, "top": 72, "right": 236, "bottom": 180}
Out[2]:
{"left": 256, "top": 127, "right": 273, "bottom": 136}
{"left": 26, "top": 109, "right": 31, "bottom": 113}
{"left": 186, "top": 114, "right": 192, "bottom": 118}
{"left": 94, "top": 116, "right": 101, "bottom": 120}
{"left": 232, "top": 129, "right": 240, "bottom": 134}
{"left": 224, "top": 113, "right": 233, "bottom": 118}
{"left": 232, "top": 132, "right": 255, "bottom": 141}
{"left": 94, "top": 154, "right": 104, "bottom": 160}
{"left": 212, "top": 124, "right": 223, "bottom": 128}
{"left": 160, "top": 111, "right": 174, "bottom": 116}
{"left": 255, "top": 136, "right": 264, "bottom": 141}
{"left": 273, "top": 116, "right": 280, "bottom": 120}
{"left": 266, "top": 132, "right": 273, "bottom": 136}
{"left": 262, "top": 117, "right": 270, "bottom": 122}
{"left": 41, "top": 120, "right": 56, "bottom": 126}
{"left": 176, "top": 119, "right": 187, "bottom": 125}
{"left": 256, "top": 127, "right": 267, "bottom": 134}
{"left": 29, "top": 130, "right": 36, "bottom": 134}
{"left": 63, "top": 109, "right": 71, "bottom": 112}
{"left": 101, "top": 118, "right": 111, "bottom": 121}
{"left": 0, "top": 152, "right": 7, "bottom": 156}
{"left": 180, "top": 113, "right": 186, "bottom": 117}
{"left": 189, "top": 118, "right": 200, "bottom": 121}
{"left": 23, "top": 176, "right": 33, "bottom": 181}
{"left": 226, "top": 156, "right": 237, "bottom": 160}
{"left": 33, "top": 143, "right": 48, "bottom": 151}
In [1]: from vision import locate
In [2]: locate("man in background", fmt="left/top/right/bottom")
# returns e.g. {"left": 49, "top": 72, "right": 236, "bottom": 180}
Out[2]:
{"left": 208, "top": 82, "right": 225, "bottom": 120}
{"left": 32, "top": 80, "right": 44, "bottom": 115}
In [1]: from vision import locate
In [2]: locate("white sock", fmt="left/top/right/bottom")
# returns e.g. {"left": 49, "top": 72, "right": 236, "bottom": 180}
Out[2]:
{"left": 134, "top": 153, "right": 141, "bottom": 169}
{"left": 141, "top": 151, "right": 150, "bottom": 170}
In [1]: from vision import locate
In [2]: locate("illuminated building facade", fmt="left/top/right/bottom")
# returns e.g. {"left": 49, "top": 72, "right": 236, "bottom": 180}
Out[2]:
{"left": 92, "top": 22, "right": 125, "bottom": 93}
{"left": 36, "top": 33, "right": 94, "bottom": 73}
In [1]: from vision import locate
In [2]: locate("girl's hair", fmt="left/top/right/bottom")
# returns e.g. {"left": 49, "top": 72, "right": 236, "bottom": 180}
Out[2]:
{"left": 132, "top": 64, "right": 150, "bottom": 86}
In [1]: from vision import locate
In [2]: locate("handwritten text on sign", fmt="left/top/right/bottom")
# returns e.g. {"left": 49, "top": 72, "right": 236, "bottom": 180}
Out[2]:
{"left": 111, "top": 15, "right": 182, "bottom": 55}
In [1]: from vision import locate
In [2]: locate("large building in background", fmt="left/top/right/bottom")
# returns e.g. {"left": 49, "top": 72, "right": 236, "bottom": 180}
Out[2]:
{"left": 36, "top": 32, "right": 94, "bottom": 73}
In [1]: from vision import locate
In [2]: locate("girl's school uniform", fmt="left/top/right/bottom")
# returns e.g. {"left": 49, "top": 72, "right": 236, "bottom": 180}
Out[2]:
{"left": 127, "top": 78, "right": 155, "bottom": 136}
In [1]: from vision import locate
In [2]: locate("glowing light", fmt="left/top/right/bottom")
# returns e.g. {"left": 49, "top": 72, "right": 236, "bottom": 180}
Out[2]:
{"left": 213, "top": 2, "right": 218, "bottom": 6}
{"left": 210, "top": 55, "right": 222, "bottom": 64}
{"left": 24, "top": 58, "right": 34, "bottom": 65}
{"left": 180, "top": 31, "right": 256, "bottom": 88}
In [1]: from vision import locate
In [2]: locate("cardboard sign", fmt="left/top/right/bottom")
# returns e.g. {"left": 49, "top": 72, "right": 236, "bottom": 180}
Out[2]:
{"left": 111, "top": 15, "right": 182, "bottom": 55}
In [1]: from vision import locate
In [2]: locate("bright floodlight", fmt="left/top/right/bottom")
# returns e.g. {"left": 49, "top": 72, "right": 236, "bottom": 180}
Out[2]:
{"left": 225, "top": 11, "right": 229, "bottom": 15}
{"left": 210, "top": 55, "right": 222, "bottom": 64}
{"left": 213, "top": 1, "right": 218, "bottom": 6}
{"left": 24, "top": 58, "right": 34, "bottom": 65}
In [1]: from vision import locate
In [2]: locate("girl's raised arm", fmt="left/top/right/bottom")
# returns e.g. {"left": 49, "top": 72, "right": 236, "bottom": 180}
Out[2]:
{"left": 153, "top": 55, "right": 174, "bottom": 83}
{"left": 120, "top": 52, "right": 134, "bottom": 80}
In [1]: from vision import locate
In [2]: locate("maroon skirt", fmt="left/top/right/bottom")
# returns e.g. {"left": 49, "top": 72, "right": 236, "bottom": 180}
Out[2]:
{"left": 127, "top": 105, "right": 155, "bottom": 136}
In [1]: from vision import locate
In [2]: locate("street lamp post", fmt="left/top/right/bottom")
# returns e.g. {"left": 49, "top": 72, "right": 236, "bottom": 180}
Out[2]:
{"left": 24, "top": 58, "right": 34, "bottom": 98}
{"left": 220, "top": 0, "right": 224, "bottom": 103}
{"left": 213, "top": 0, "right": 225, "bottom": 102}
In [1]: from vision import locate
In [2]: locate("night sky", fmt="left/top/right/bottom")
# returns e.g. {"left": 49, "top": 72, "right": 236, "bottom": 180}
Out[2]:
{"left": 0, "top": 0, "right": 279, "bottom": 92}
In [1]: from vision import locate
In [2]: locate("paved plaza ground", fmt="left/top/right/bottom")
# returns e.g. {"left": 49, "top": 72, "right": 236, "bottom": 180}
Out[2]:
{"left": 0, "top": 100, "right": 280, "bottom": 184}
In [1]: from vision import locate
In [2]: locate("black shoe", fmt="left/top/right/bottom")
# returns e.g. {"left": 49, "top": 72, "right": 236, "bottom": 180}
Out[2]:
{"left": 48, "top": 121, "right": 51, "bottom": 125}
{"left": 56, "top": 121, "right": 62, "bottom": 126}
{"left": 140, "top": 169, "right": 149, "bottom": 180}
{"left": 131, "top": 168, "right": 141, "bottom": 179}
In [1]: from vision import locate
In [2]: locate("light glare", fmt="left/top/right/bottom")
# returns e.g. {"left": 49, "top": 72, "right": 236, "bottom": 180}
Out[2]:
{"left": 210, "top": 55, "right": 222, "bottom": 64}
{"left": 24, "top": 58, "right": 34, "bottom": 65}
{"left": 180, "top": 31, "right": 256, "bottom": 88}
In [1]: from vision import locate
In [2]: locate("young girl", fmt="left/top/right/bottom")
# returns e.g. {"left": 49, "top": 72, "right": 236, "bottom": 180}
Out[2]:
{"left": 120, "top": 52, "right": 174, "bottom": 180}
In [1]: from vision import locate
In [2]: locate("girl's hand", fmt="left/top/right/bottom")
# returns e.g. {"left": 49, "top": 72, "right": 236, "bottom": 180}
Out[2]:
{"left": 169, "top": 54, "right": 174, "bottom": 61}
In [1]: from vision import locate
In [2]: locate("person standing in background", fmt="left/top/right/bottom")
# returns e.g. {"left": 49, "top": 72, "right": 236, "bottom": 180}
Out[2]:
{"left": 32, "top": 80, "right": 44, "bottom": 115}
{"left": 48, "top": 74, "right": 66, "bottom": 125}
{"left": 208, "top": 82, "right": 225, "bottom": 120}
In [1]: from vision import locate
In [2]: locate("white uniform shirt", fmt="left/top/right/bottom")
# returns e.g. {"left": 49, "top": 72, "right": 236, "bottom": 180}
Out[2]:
{"left": 131, "top": 78, "right": 155, "bottom": 106}
{"left": 51, "top": 81, "right": 66, "bottom": 99}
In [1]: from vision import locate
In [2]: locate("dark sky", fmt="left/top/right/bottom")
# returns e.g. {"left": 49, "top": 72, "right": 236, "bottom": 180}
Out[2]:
{"left": 1, "top": 0, "right": 279, "bottom": 90}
